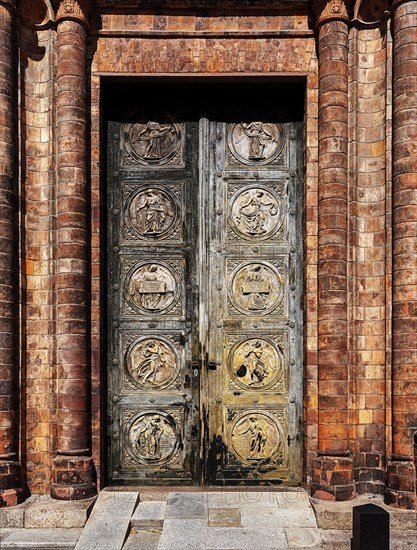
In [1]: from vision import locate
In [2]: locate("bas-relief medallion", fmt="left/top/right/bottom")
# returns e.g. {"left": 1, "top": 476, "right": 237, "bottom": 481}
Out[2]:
{"left": 229, "top": 338, "right": 284, "bottom": 390}
{"left": 229, "top": 411, "right": 283, "bottom": 465}
{"left": 228, "top": 261, "right": 284, "bottom": 316}
{"left": 122, "top": 118, "right": 183, "bottom": 167}
{"left": 229, "top": 186, "right": 283, "bottom": 240}
{"left": 126, "top": 187, "right": 180, "bottom": 240}
{"left": 126, "top": 337, "right": 179, "bottom": 390}
{"left": 126, "top": 411, "right": 180, "bottom": 465}
{"left": 227, "top": 122, "right": 285, "bottom": 167}
{"left": 126, "top": 261, "right": 179, "bottom": 315}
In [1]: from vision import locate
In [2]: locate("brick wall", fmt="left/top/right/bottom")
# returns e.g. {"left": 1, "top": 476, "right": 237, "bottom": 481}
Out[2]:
{"left": 9, "top": 3, "right": 416, "bottom": 506}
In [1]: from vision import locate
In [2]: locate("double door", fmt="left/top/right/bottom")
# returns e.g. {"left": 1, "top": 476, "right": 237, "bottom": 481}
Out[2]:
{"left": 107, "top": 88, "right": 302, "bottom": 485}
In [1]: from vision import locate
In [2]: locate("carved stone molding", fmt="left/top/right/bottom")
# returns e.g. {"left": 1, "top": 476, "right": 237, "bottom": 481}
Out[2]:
{"left": 56, "top": 0, "right": 90, "bottom": 28}
{"left": 352, "top": 0, "right": 390, "bottom": 27}
{"left": 314, "top": 0, "right": 350, "bottom": 27}
{"left": 0, "top": 0, "right": 15, "bottom": 13}
{"left": 19, "top": 0, "right": 55, "bottom": 29}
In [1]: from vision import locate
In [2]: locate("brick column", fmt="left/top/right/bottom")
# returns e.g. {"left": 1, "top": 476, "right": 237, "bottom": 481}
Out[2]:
{"left": 0, "top": 0, "right": 24, "bottom": 508}
{"left": 51, "top": 0, "right": 96, "bottom": 500}
{"left": 385, "top": 0, "right": 417, "bottom": 510}
{"left": 311, "top": 0, "right": 355, "bottom": 501}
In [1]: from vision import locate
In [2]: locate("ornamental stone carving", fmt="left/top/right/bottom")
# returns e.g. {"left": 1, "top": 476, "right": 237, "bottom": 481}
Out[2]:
{"left": 56, "top": 0, "right": 90, "bottom": 27}
{"left": 229, "top": 411, "right": 283, "bottom": 465}
{"left": 314, "top": 0, "right": 350, "bottom": 26}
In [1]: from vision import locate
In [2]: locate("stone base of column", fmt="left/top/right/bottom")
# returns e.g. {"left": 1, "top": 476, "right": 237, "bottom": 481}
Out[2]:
{"left": 311, "top": 456, "right": 356, "bottom": 501}
{"left": 51, "top": 456, "right": 97, "bottom": 501}
{"left": 0, "top": 461, "right": 25, "bottom": 507}
{"left": 384, "top": 460, "right": 416, "bottom": 510}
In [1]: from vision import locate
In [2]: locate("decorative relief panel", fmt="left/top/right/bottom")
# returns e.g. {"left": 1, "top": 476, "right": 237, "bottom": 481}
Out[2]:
{"left": 123, "top": 409, "right": 182, "bottom": 467}
{"left": 227, "top": 122, "right": 287, "bottom": 167}
{"left": 226, "top": 259, "right": 286, "bottom": 317}
{"left": 225, "top": 408, "right": 287, "bottom": 467}
{"left": 123, "top": 183, "right": 182, "bottom": 242}
{"left": 227, "top": 183, "right": 285, "bottom": 242}
{"left": 121, "top": 118, "right": 184, "bottom": 168}
{"left": 123, "top": 334, "right": 182, "bottom": 392}
{"left": 122, "top": 258, "right": 183, "bottom": 317}
{"left": 226, "top": 335, "right": 286, "bottom": 392}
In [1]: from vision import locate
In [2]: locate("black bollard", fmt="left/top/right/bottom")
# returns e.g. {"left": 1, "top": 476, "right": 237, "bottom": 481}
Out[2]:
{"left": 351, "top": 503, "right": 389, "bottom": 550}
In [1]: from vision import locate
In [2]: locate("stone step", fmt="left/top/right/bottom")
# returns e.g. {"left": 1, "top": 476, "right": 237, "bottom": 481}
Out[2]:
{"left": 74, "top": 490, "right": 139, "bottom": 550}
{"left": 122, "top": 531, "right": 161, "bottom": 550}
{"left": 0, "top": 528, "right": 82, "bottom": 549}
{"left": 130, "top": 501, "right": 166, "bottom": 530}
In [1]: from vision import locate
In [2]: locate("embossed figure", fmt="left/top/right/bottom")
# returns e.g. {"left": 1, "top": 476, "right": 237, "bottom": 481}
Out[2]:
{"left": 132, "top": 340, "right": 167, "bottom": 385}
{"left": 135, "top": 415, "right": 166, "bottom": 458}
{"left": 236, "top": 190, "right": 278, "bottom": 236}
{"left": 137, "top": 121, "right": 174, "bottom": 160}
{"left": 235, "top": 416, "right": 267, "bottom": 459}
{"left": 241, "top": 122, "right": 275, "bottom": 160}
{"left": 241, "top": 340, "right": 269, "bottom": 384}
{"left": 136, "top": 191, "right": 168, "bottom": 234}
{"left": 242, "top": 265, "right": 270, "bottom": 310}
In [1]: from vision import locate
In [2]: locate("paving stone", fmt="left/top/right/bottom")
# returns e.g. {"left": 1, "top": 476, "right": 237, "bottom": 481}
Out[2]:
{"left": 284, "top": 527, "right": 322, "bottom": 548}
{"left": 206, "top": 526, "right": 288, "bottom": 549}
{"left": 158, "top": 519, "right": 207, "bottom": 550}
{"left": 122, "top": 530, "right": 161, "bottom": 550}
{"left": 239, "top": 507, "right": 317, "bottom": 528}
{"left": 130, "top": 501, "right": 166, "bottom": 529}
{"left": 24, "top": 495, "right": 96, "bottom": 529}
{"left": 74, "top": 490, "right": 139, "bottom": 550}
{"left": 0, "top": 528, "right": 82, "bottom": 548}
{"left": 207, "top": 491, "right": 279, "bottom": 509}
{"left": 165, "top": 492, "right": 207, "bottom": 520}
{"left": 276, "top": 490, "right": 311, "bottom": 509}
{"left": 208, "top": 508, "right": 241, "bottom": 527}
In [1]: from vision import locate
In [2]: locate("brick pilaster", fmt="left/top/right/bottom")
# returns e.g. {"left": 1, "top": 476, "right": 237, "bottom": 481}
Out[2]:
{"left": 0, "top": 0, "right": 24, "bottom": 508}
{"left": 51, "top": 0, "right": 96, "bottom": 500}
{"left": 385, "top": 0, "right": 417, "bottom": 510}
{"left": 311, "top": 0, "right": 355, "bottom": 501}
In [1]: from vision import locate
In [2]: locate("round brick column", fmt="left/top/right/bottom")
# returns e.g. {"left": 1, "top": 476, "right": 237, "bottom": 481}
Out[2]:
{"left": 385, "top": 0, "right": 417, "bottom": 510}
{"left": 51, "top": 0, "right": 96, "bottom": 500}
{"left": 0, "top": 0, "right": 24, "bottom": 508}
{"left": 311, "top": 0, "right": 355, "bottom": 501}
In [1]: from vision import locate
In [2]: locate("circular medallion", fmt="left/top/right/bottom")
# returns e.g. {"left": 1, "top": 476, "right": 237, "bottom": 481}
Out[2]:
{"left": 229, "top": 185, "right": 283, "bottom": 240}
{"left": 229, "top": 261, "right": 284, "bottom": 315}
{"left": 228, "top": 122, "right": 285, "bottom": 166}
{"left": 124, "top": 117, "right": 182, "bottom": 166}
{"left": 126, "top": 410, "right": 180, "bottom": 465}
{"left": 229, "top": 338, "right": 283, "bottom": 390}
{"left": 126, "top": 187, "right": 180, "bottom": 240}
{"left": 229, "top": 411, "right": 283, "bottom": 465}
{"left": 126, "top": 261, "right": 179, "bottom": 315}
{"left": 126, "top": 337, "right": 180, "bottom": 390}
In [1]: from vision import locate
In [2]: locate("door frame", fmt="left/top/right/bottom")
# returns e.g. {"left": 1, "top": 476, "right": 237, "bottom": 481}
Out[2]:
{"left": 100, "top": 76, "right": 307, "bottom": 487}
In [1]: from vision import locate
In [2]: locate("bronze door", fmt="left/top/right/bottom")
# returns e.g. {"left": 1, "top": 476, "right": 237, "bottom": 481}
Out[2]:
{"left": 107, "top": 90, "right": 302, "bottom": 485}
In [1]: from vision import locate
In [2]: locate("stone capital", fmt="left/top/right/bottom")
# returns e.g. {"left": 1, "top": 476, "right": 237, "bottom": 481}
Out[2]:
{"left": 56, "top": 0, "right": 90, "bottom": 28}
{"left": 314, "top": 0, "right": 350, "bottom": 27}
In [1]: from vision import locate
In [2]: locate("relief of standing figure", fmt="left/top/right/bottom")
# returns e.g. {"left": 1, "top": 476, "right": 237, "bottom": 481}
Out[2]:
{"left": 136, "top": 190, "right": 168, "bottom": 235}
{"left": 241, "top": 122, "right": 275, "bottom": 160}
{"left": 137, "top": 121, "right": 174, "bottom": 159}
